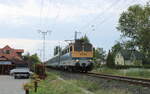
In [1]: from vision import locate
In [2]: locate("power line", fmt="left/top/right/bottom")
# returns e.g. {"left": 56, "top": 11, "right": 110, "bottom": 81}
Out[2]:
{"left": 79, "top": 0, "right": 122, "bottom": 33}
{"left": 94, "top": 0, "right": 147, "bottom": 50}
{"left": 39, "top": 0, "right": 45, "bottom": 28}
{"left": 81, "top": 0, "right": 126, "bottom": 36}
{"left": 80, "top": 0, "right": 139, "bottom": 50}
{"left": 83, "top": 0, "right": 142, "bottom": 37}
{"left": 51, "top": 0, "right": 64, "bottom": 30}
{"left": 43, "top": 0, "right": 52, "bottom": 29}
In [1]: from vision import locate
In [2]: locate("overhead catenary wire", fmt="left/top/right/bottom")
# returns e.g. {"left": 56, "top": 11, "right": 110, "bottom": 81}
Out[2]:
{"left": 85, "top": 0, "right": 127, "bottom": 46}
{"left": 38, "top": 0, "right": 64, "bottom": 60}
{"left": 51, "top": 0, "right": 64, "bottom": 30}
{"left": 79, "top": 0, "right": 125, "bottom": 38}
{"left": 79, "top": 0, "right": 123, "bottom": 34}
{"left": 99, "top": 0, "right": 148, "bottom": 49}
{"left": 80, "top": 0, "right": 147, "bottom": 37}
{"left": 80, "top": 0, "right": 144, "bottom": 50}
{"left": 42, "top": 0, "right": 64, "bottom": 30}
{"left": 43, "top": 0, "right": 52, "bottom": 29}
{"left": 39, "top": 0, "right": 45, "bottom": 29}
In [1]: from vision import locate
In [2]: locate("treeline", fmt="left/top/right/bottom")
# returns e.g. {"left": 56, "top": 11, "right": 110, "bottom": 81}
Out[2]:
{"left": 95, "top": 2, "right": 150, "bottom": 68}
{"left": 23, "top": 53, "right": 41, "bottom": 71}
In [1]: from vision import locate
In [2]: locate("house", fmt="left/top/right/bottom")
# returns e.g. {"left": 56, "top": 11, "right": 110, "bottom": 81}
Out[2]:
{"left": 0, "top": 45, "right": 24, "bottom": 75}
{"left": 130, "top": 51, "right": 144, "bottom": 66}
{"left": 115, "top": 50, "right": 143, "bottom": 66}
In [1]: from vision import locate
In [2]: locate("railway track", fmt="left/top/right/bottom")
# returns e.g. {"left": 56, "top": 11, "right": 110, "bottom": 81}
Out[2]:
{"left": 47, "top": 68, "right": 150, "bottom": 87}
{"left": 86, "top": 72, "right": 150, "bottom": 87}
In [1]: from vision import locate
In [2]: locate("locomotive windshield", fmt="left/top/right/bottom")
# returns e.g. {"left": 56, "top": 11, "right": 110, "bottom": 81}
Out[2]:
{"left": 74, "top": 40, "right": 92, "bottom": 51}
{"left": 84, "top": 44, "right": 92, "bottom": 51}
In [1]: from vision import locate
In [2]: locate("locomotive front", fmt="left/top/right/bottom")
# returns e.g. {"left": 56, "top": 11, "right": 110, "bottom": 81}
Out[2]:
{"left": 71, "top": 40, "right": 94, "bottom": 72}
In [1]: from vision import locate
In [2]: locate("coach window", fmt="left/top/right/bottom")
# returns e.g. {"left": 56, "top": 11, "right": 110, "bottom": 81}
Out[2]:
{"left": 65, "top": 49, "right": 67, "bottom": 54}
{"left": 62, "top": 51, "right": 64, "bottom": 55}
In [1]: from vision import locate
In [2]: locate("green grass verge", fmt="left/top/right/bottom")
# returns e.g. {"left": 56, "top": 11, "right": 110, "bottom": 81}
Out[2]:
{"left": 28, "top": 72, "right": 131, "bottom": 94}
{"left": 30, "top": 73, "right": 84, "bottom": 94}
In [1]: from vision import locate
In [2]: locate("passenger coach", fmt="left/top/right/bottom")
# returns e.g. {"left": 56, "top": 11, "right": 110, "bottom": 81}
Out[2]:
{"left": 46, "top": 40, "right": 94, "bottom": 72}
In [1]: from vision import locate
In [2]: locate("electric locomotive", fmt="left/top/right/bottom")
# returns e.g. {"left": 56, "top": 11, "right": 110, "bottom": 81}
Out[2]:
{"left": 46, "top": 39, "right": 94, "bottom": 72}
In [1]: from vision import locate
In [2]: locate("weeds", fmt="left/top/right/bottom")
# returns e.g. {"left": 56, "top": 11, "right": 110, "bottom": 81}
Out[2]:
{"left": 29, "top": 72, "right": 132, "bottom": 94}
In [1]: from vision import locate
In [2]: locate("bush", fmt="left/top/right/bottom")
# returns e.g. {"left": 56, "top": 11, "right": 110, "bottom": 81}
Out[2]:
{"left": 106, "top": 51, "right": 115, "bottom": 68}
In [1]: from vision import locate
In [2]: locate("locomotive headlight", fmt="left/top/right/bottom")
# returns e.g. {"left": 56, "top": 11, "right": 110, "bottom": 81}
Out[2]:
{"left": 76, "top": 59, "right": 79, "bottom": 62}
{"left": 89, "top": 60, "right": 92, "bottom": 62}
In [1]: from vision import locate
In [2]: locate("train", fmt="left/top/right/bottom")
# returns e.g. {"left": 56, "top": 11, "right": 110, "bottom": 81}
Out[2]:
{"left": 46, "top": 39, "right": 94, "bottom": 72}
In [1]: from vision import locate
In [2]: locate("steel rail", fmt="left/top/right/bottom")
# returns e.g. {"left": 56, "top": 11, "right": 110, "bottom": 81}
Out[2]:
{"left": 87, "top": 72, "right": 150, "bottom": 87}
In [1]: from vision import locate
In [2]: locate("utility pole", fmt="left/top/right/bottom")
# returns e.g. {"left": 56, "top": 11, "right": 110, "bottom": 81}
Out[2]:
{"left": 38, "top": 30, "right": 52, "bottom": 63}
{"left": 37, "top": 49, "right": 42, "bottom": 59}
{"left": 74, "top": 31, "right": 81, "bottom": 40}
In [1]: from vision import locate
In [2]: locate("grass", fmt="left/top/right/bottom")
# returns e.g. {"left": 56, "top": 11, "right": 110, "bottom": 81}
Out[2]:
{"left": 70, "top": 80, "right": 100, "bottom": 92}
{"left": 30, "top": 73, "right": 84, "bottom": 94}
{"left": 93, "top": 67, "right": 150, "bottom": 79}
{"left": 28, "top": 72, "right": 132, "bottom": 94}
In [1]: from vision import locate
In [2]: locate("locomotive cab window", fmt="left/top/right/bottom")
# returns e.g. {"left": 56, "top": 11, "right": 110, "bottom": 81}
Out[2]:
{"left": 74, "top": 45, "right": 82, "bottom": 51}
{"left": 70, "top": 46, "right": 72, "bottom": 52}
{"left": 84, "top": 44, "right": 92, "bottom": 51}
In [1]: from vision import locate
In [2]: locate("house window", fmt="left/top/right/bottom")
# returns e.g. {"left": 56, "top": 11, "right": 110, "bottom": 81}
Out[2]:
{"left": 4, "top": 50, "right": 10, "bottom": 54}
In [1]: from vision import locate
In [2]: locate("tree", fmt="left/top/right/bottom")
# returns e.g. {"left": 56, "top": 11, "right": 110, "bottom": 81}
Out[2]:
{"left": 93, "top": 48, "right": 106, "bottom": 68}
{"left": 111, "top": 42, "right": 123, "bottom": 56}
{"left": 117, "top": 3, "right": 150, "bottom": 63}
{"left": 79, "top": 35, "right": 90, "bottom": 43}
{"left": 23, "top": 53, "right": 41, "bottom": 71}
{"left": 94, "top": 48, "right": 106, "bottom": 60}
{"left": 106, "top": 51, "right": 115, "bottom": 68}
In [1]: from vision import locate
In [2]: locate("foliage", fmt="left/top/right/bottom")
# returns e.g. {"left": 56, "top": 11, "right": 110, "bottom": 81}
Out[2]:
{"left": 23, "top": 83, "right": 34, "bottom": 90}
{"left": 23, "top": 53, "right": 41, "bottom": 71}
{"left": 23, "top": 53, "right": 41, "bottom": 63}
{"left": 30, "top": 72, "right": 131, "bottom": 94}
{"left": 93, "top": 48, "right": 106, "bottom": 68}
{"left": 111, "top": 42, "right": 123, "bottom": 56}
{"left": 79, "top": 35, "right": 90, "bottom": 43}
{"left": 30, "top": 73, "right": 84, "bottom": 94}
{"left": 94, "top": 48, "right": 106, "bottom": 60}
{"left": 106, "top": 51, "right": 115, "bottom": 68}
{"left": 117, "top": 3, "right": 150, "bottom": 64}
{"left": 35, "top": 64, "right": 46, "bottom": 79}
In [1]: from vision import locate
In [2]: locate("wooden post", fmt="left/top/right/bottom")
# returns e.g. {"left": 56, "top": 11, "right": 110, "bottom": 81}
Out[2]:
{"left": 25, "top": 89, "right": 29, "bottom": 94}
{"left": 34, "top": 81, "right": 38, "bottom": 92}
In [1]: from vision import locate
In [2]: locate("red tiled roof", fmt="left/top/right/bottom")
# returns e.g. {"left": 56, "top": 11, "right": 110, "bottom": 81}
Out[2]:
{"left": 0, "top": 45, "right": 24, "bottom": 61}
{"left": 15, "top": 49, "right": 24, "bottom": 53}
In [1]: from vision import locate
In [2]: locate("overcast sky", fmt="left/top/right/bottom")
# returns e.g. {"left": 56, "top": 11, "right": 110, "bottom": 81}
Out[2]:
{"left": 0, "top": 0, "right": 148, "bottom": 61}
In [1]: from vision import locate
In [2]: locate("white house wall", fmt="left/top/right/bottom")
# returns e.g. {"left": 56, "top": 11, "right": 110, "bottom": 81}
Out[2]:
{"left": 115, "top": 53, "right": 125, "bottom": 65}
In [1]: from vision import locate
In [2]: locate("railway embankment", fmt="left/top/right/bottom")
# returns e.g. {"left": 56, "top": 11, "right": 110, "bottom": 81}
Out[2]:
{"left": 28, "top": 71, "right": 132, "bottom": 94}
{"left": 47, "top": 69, "right": 150, "bottom": 94}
